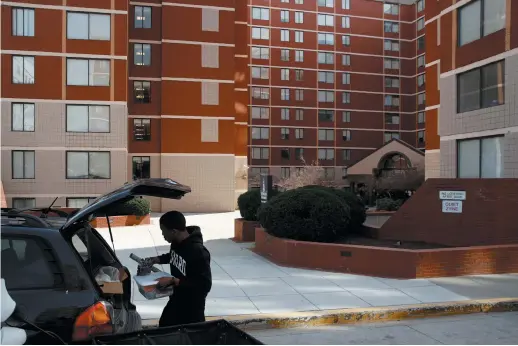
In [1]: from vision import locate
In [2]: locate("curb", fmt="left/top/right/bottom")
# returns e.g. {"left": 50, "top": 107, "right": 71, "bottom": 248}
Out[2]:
{"left": 142, "top": 298, "right": 518, "bottom": 330}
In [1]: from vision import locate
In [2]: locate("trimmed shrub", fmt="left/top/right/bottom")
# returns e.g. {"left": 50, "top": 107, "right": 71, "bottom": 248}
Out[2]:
{"left": 103, "top": 197, "right": 151, "bottom": 216}
{"left": 376, "top": 198, "right": 403, "bottom": 211}
{"left": 298, "top": 186, "right": 366, "bottom": 234}
{"left": 257, "top": 188, "right": 351, "bottom": 243}
{"left": 237, "top": 189, "right": 280, "bottom": 221}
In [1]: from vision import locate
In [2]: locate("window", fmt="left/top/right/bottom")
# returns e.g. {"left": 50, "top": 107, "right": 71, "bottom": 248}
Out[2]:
{"left": 318, "top": 52, "right": 334, "bottom": 64}
{"left": 295, "top": 0, "right": 304, "bottom": 4}
{"left": 417, "top": 18, "right": 425, "bottom": 30}
{"left": 342, "top": 167, "right": 348, "bottom": 178}
{"left": 132, "top": 156, "right": 150, "bottom": 179}
{"left": 295, "top": 147, "right": 304, "bottom": 158}
{"left": 418, "top": 112, "right": 425, "bottom": 123}
{"left": 384, "top": 3, "right": 399, "bottom": 15}
{"left": 342, "top": 54, "right": 351, "bottom": 66}
{"left": 66, "top": 151, "right": 110, "bottom": 179}
{"left": 252, "top": 27, "right": 269, "bottom": 39}
{"left": 252, "top": 87, "right": 269, "bottom": 99}
{"left": 12, "top": 8, "right": 34, "bottom": 36}
{"left": 295, "top": 89, "right": 304, "bottom": 101}
{"left": 459, "top": 0, "right": 506, "bottom": 46}
{"left": 251, "top": 107, "right": 269, "bottom": 119}
{"left": 343, "top": 149, "right": 351, "bottom": 160}
{"left": 134, "top": 43, "right": 151, "bottom": 65}
{"left": 66, "top": 105, "right": 110, "bottom": 133}
{"left": 250, "top": 167, "right": 269, "bottom": 176}
{"left": 281, "top": 108, "right": 290, "bottom": 120}
{"left": 66, "top": 198, "right": 95, "bottom": 208}
{"left": 134, "top": 6, "right": 152, "bottom": 28}
{"left": 318, "top": 0, "right": 334, "bottom": 8}
{"left": 342, "top": 0, "right": 350, "bottom": 9}
{"left": 1, "top": 237, "right": 58, "bottom": 290}
{"left": 281, "top": 128, "right": 290, "bottom": 140}
{"left": 318, "top": 14, "right": 334, "bottom": 27}
{"left": 252, "top": 66, "right": 269, "bottom": 79}
{"left": 133, "top": 118, "right": 151, "bottom": 141}
{"left": 385, "top": 77, "right": 400, "bottom": 88}
{"left": 457, "top": 60, "right": 505, "bottom": 113}
{"left": 323, "top": 168, "right": 335, "bottom": 180}
{"left": 384, "top": 95, "right": 400, "bottom": 106}
{"left": 12, "top": 151, "right": 35, "bottom": 179}
{"left": 281, "top": 0, "right": 289, "bottom": 2}
{"left": 385, "top": 113, "right": 400, "bottom": 124}
{"left": 384, "top": 40, "right": 399, "bottom": 51}
{"left": 295, "top": 12, "right": 304, "bottom": 23}
{"left": 417, "top": 55, "right": 425, "bottom": 68}
{"left": 342, "top": 16, "right": 350, "bottom": 28}
{"left": 295, "top": 70, "right": 304, "bottom": 81}
{"left": 280, "top": 68, "right": 289, "bottom": 80}
{"left": 318, "top": 91, "right": 334, "bottom": 102}
{"left": 319, "top": 71, "right": 334, "bottom": 83}
{"left": 417, "top": 74, "right": 425, "bottom": 87}
{"left": 342, "top": 73, "right": 350, "bottom": 85}
{"left": 281, "top": 167, "right": 291, "bottom": 179}
{"left": 342, "top": 111, "right": 351, "bottom": 123}
{"left": 252, "top": 47, "right": 270, "bottom": 59}
{"left": 252, "top": 127, "right": 269, "bottom": 139}
{"left": 295, "top": 31, "right": 304, "bottom": 42}
{"left": 343, "top": 130, "right": 351, "bottom": 141}
{"left": 11, "top": 103, "right": 35, "bottom": 132}
{"left": 281, "top": 148, "right": 290, "bottom": 159}
{"left": 318, "top": 33, "right": 334, "bottom": 45}
{"left": 319, "top": 129, "right": 334, "bottom": 141}
{"left": 318, "top": 149, "right": 334, "bottom": 160}
{"left": 280, "top": 10, "right": 289, "bottom": 22}
{"left": 134, "top": 81, "right": 151, "bottom": 103}
{"left": 12, "top": 198, "right": 36, "bottom": 209}
{"left": 296, "top": 109, "right": 304, "bottom": 120}
{"left": 281, "top": 88, "right": 290, "bottom": 100}
{"left": 12, "top": 56, "right": 34, "bottom": 84}
{"left": 252, "top": 7, "right": 269, "bottom": 20}
{"left": 384, "top": 21, "right": 399, "bottom": 33}
{"left": 251, "top": 147, "right": 269, "bottom": 159}
{"left": 417, "top": 36, "right": 425, "bottom": 50}
{"left": 385, "top": 58, "right": 399, "bottom": 69}
{"left": 417, "top": 0, "right": 425, "bottom": 12}
{"left": 67, "top": 12, "right": 110, "bottom": 40}
{"left": 384, "top": 132, "right": 400, "bottom": 142}
{"left": 417, "top": 130, "right": 425, "bottom": 144}
{"left": 295, "top": 50, "right": 304, "bottom": 62}
{"left": 318, "top": 110, "right": 334, "bottom": 122}
{"left": 342, "top": 92, "right": 351, "bottom": 104}
{"left": 418, "top": 92, "right": 426, "bottom": 105}
{"left": 281, "top": 49, "right": 290, "bottom": 61}
{"left": 342, "top": 35, "right": 351, "bottom": 46}
{"left": 457, "top": 136, "right": 504, "bottom": 178}
{"left": 281, "top": 29, "right": 289, "bottom": 42}
{"left": 66, "top": 59, "right": 110, "bottom": 86}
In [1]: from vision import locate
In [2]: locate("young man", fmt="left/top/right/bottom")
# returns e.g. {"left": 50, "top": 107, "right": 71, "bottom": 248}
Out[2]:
{"left": 140, "top": 211, "right": 212, "bottom": 327}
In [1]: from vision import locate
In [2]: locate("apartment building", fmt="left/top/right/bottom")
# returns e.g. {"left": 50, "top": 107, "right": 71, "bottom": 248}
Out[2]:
{"left": 1, "top": 0, "right": 128, "bottom": 209}
{"left": 248, "top": 0, "right": 427, "bottom": 184}
{"left": 425, "top": 0, "right": 518, "bottom": 179}
{"left": 127, "top": 0, "right": 242, "bottom": 212}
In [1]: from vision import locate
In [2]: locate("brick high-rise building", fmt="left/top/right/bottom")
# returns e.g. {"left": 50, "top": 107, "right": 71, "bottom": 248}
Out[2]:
{"left": 424, "top": 0, "right": 518, "bottom": 179}
{"left": 247, "top": 0, "right": 427, "bottom": 185}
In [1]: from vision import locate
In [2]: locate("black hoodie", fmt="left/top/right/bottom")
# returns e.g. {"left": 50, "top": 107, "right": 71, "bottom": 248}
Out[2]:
{"left": 157, "top": 226, "right": 212, "bottom": 324}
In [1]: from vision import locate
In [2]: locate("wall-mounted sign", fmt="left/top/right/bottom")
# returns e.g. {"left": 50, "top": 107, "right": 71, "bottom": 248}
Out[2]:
{"left": 442, "top": 200, "right": 463, "bottom": 213}
{"left": 439, "top": 191, "right": 466, "bottom": 200}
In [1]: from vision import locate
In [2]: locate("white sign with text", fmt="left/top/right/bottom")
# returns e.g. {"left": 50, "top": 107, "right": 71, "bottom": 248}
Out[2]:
{"left": 439, "top": 191, "right": 466, "bottom": 200}
{"left": 442, "top": 200, "right": 463, "bottom": 213}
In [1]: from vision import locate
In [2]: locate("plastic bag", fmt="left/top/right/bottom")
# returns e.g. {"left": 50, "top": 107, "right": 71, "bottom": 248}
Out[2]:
{"left": 95, "top": 266, "right": 120, "bottom": 284}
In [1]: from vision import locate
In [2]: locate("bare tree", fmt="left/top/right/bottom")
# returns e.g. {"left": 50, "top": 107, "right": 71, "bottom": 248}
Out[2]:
{"left": 276, "top": 158, "right": 336, "bottom": 191}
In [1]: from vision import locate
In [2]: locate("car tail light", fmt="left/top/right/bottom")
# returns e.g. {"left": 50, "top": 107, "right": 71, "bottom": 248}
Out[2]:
{"left": 72, "top": 301, "right": 114, "bottom": 341}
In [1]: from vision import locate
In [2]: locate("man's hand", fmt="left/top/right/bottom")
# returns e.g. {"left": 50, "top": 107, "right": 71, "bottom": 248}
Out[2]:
{"left": 137, "top": 257, "right": 159, "bottom": 275}
{"left": 156, "top": 277, "right": 179, "bottom": 289}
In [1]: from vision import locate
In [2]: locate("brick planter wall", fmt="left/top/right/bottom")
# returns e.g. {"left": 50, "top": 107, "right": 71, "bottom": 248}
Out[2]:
{"left": 234, "top": 218, "right": 260, "bottom": 242}
{"left": 254, "top": 229, "right": 518, "bottom": 279}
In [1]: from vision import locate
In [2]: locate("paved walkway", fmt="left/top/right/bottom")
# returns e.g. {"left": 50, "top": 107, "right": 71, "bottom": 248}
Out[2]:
{"left": 97, "top": 211, "right": 518, "bottom": 320}
{"left": 249, "top": 311, "right": 518, "bottom": 344}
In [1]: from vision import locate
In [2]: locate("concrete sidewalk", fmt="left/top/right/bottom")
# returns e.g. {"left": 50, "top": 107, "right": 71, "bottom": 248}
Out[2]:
{"left": 97, "top": 211, "right": 518, "bottom": 321}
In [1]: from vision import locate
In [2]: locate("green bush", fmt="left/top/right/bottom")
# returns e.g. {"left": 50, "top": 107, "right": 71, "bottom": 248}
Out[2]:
{"left": 376, "top": 198, "right": 404, "bottom": 211}
{"left": 103, "top": 197, "right": 151, "bottom": 216}
{"left": 237, "top": 189, "right": 280, "bottom": 221}
{"left": 257, "top": 188, "right": 351, "bottom": 243}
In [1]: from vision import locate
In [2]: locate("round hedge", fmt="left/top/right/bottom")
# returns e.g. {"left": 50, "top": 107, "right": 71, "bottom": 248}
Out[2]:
{"left": 257, "top": 187, "right": 351, "bottom": 243}
{"left": 103, "top": 197, "right": 151, "bottom": 216}
{"left": 237, "top": 188, "right": 280, "bottom": 221}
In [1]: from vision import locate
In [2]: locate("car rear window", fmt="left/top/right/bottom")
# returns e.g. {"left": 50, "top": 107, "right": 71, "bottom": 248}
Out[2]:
{"left": 1, "top": 237, "right": 62, "bottom": 290}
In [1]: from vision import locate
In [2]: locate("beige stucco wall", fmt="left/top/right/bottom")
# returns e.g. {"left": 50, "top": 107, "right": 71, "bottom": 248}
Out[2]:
{"left": 234, "top": 156, "right": 247, "bottom": 209}
{"left": 425, "top": 150, "right": 441, "bottom": 180}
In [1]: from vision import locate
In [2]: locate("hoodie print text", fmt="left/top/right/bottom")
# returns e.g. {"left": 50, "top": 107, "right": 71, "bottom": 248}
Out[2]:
{"left": 169, "top": 250, "right": 187, "bottom": 276}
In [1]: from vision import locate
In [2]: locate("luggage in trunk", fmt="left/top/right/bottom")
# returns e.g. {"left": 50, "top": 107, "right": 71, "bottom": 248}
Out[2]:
{"left": 85, "top": 320, "right": 263, "bottom": 345}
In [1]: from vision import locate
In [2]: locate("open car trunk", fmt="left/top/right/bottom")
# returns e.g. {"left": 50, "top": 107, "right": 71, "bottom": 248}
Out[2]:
{"left": 75, "top": 320, "right": 263, "bottom": 345}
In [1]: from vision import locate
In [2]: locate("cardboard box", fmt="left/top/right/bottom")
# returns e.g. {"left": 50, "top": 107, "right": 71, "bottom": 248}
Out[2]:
{"left": 99, "top": 281, "right": 124, "bottom": 294}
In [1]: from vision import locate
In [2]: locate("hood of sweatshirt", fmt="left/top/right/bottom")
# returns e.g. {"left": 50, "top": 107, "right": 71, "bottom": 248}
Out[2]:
{"left": 183, "top": 225, "right": 203, "bottom": 245}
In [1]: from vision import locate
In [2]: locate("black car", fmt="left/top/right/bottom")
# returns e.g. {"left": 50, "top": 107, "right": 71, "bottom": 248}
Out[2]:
{"left": 1, "top": 179, "right": 191, "bottom": 344}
